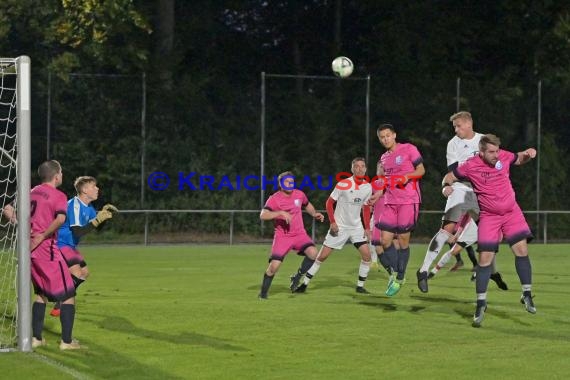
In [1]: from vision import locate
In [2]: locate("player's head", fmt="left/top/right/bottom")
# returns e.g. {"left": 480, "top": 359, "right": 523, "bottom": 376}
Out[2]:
{"left": 377, "top": 123, "right": 397, "bottom": 150}
{"left": 74, "top": 176, "right": 99, "bottom": 201}
{"left": 38, "top": 160, "right": 63, "bottom": 186}
{"left": 449, "top": 111, "right": 474, "bottom": 139}
{"left": 479, "top": 134, "right": 501, "bottom": 165}
{"left": 351, "top": 157, "right": 367, "bottom": 177}
{"left": 277, "top": 171, "right": 295, "bottom": 194}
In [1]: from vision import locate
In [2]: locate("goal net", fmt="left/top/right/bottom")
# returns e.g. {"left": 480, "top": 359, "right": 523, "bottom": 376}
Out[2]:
{"left": 0, "top": 56, "right": 31, "bottom": 352}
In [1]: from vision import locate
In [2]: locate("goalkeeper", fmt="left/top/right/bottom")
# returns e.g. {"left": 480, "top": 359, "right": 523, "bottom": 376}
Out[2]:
{"left": 50, "top": 176, "right": 118, "bottom": 317}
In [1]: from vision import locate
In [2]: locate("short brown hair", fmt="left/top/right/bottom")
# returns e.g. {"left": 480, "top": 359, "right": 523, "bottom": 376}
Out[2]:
{"left": 479, "top": 134, "right": 501, "bottom": 151}
{"left": 449, "top": 111, "right": 472, "bottom": 122}
{"left": 37, "top": 160, "right": 61, "bottom": 182}
{"left": 351, "top": 157, "right": 366, "bottom": 166}
{"left": 74, "top": 176, "right": 97, "bottom": 194}
{"left": 377, "top": 123, "right": 395, "bottom": 134}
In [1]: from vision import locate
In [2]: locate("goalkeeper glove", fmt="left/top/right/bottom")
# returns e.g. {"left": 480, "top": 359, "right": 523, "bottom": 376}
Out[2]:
{"left": 91, "top": 210, "right": 113, "bottom": 228}
{"left": 102, "top": 204, "right": 119, "bottom": 213}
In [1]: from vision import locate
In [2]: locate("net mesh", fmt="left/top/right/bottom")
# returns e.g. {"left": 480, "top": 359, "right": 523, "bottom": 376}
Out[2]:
{"left": 0, "top": 58, "right": 19, "bottom": 350}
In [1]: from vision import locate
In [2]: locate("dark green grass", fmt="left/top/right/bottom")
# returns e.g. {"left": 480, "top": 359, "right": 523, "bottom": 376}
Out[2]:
{"left": 1, "top": 244, "right": 570, "bottom": 379}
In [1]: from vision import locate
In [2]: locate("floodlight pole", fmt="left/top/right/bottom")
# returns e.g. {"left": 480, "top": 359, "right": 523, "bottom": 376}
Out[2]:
{"left": 260, "top": 72, "right": 266, "bottom": 234}
{"left": 536, "top": 80, "right": 542, "bottom": 242}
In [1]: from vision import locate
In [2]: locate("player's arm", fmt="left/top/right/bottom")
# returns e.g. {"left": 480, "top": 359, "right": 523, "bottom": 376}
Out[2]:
{"left": 2, "top": 203, "right": 17, "bottom": 224}
{"left": 31, "top": 213, "right": 66, "bottom": 250}
{"left": 441, "top": 171, "right": 459, "bottom": 197}
{"left": 362, "top": 204, "right": 371, "bottom": 230}
{"left": 400, "top": 162, "right": 425, "bottom": 188}
{"left": 71, "top": 224, "right": 96, "bottom": 238}
{"left": 304, "top": 202, "right": 324, "bottom": 222}
{"left": 325, "top": 196, "right": 339, "bottom": 236}
{"left": 260, "top": 208, "right": 291, "bottom": 224}
{"left": 514, "top": 148, "right": 537, "bottom": 165}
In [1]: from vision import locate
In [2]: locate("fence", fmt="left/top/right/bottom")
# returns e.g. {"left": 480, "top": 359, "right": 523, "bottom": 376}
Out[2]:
{"left": 111, "top": 209, "right": 570, "bottom": 246}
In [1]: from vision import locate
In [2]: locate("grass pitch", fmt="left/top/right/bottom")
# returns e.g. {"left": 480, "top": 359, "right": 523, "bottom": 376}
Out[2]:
{"left": 1, "top": 243, "right": 570, "bottom": 379}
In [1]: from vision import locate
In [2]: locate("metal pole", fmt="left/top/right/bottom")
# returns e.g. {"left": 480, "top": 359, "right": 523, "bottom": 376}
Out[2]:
{"left": 16, "top": 56, "right": 32, "bottom": 352}
{"left": 141, "top": 72, "right": 146, "bottom": 209}
{"left": 365, "top": 75, "right": 371, "bottom": 165}
{"left": 260, "top": 72, "right": 266, "bottom": 235}
{"left": 456, "top": 77, "right": 461, "bottom": 111}
{"left": 536, "top": 80, "right": 542, "bottom": 241}
{"left": 144, "top": 213, "right": 149, "bottom": 246}
{"left": 46, "top": 71, "right": 51, "bottom": 159}
{"left": 230, "top": 212, "right": 234, "bottom": 245}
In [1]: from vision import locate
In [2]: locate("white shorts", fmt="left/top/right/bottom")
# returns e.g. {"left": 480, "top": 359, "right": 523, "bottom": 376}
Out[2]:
{"left": 443, "top": 187, "right": 479, "bottom": 222}
{"left": 322, "top": 226, "right": 367, "bottom": 250}
{"left": 457, "top": 218, "right": 477, "bottom": 247}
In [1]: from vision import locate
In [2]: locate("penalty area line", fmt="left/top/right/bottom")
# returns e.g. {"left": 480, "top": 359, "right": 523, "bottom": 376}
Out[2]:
{"left": 30, "top": 352, "right": 91, "bottom": 380}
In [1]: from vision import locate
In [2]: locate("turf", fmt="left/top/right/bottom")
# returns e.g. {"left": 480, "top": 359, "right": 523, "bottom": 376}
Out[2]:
{"left": 1, "top": 244, "right": 569, "bottom": 379}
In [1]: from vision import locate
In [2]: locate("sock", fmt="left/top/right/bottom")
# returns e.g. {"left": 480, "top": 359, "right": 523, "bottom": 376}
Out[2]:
{"left": 357, "top": 260, "right": 371, "bottom": 287}
{"left": 466, "top": 246, "right": 478, "bottom": 267}
{"left": 515, "top": 255, "right": 532, "bottom": 286}
{"left": 378, "top": 253, "right": 393, "bottom": 274}
{"left": 260, "top": 273, "right": 274, "bottom": 296}
{"left": 455, "top": 253, "right": 463, "bottom": 262}
{"left": 475, "top": 265, "right": 492, "bottom": 294}
{"left": 383, "top": 244, "right": 398, "bottom": 273}
{"left": 72, "top": 275, "right": 85, "bottom": 290}
{"left": 304, "top": 260, "right": 322, "bottom": 285}
{"left": 396, "top": 247, "right": 410, "bottom": 281}
{"left": 32, "top": 302, "right": 46, "bottom": 340}
{"left": 297, "top": 256, "right": 315, "bottom": 275}
{"left": 370, "top": 244, "right": 378, "bottom": 263}
{"left": 60, "top": 304, "right": 75, "bottom": 344}
{"left": 53, "top": 301, "right": 61, "bottom": 310}
{"left": 435, "top": 250, "right": 453, "bottom": 270}
{"left": 420, "top": 230, "right": 451, "bottom": 272}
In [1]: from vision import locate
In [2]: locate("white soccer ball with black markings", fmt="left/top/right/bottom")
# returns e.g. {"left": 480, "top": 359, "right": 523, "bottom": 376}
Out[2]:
{"left": 331, "top": 56, "right": 354, "bottom": 78}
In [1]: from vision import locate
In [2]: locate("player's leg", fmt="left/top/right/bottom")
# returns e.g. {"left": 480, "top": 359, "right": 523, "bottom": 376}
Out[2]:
{"left": 31, "top": 294, "right": 48, "bottom": 348}
{"left": 429, "top": 243, "right": 464, "bottom": 278}
{"left": 59, "top": 295, "right": 81, "bottom": 350}
{"left": 504, "top": 208, "right": 535, "bottom": 313}
{"left": 289, "top": 237, "right": 319, "bottom": 291}
{"left": 472, "top": 214, "right": 501, "bottom": 327}
{"left": 472, "top": 250, "right": 494, "bottom": 327}
{"left": 296, "top": 245, "right": 336, "bottom": 292}
{"left": 489, "top": 255, "right": 508, "bottom": 290}
{"left": 354, "top": 236, "right": 372, "bottom": 293}
{"left": 259, "top": 257, "right": 283, "bottom": 299}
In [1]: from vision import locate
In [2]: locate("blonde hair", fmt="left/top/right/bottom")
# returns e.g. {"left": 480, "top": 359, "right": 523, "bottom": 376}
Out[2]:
{"left": 277, "top": 171, "right": 294, "bottom": 190}
{"left": 449, "top": 111, "right": 472, "bottom": 122}
{"left": 74, "top": 176, "right": 97, "bottom": 194}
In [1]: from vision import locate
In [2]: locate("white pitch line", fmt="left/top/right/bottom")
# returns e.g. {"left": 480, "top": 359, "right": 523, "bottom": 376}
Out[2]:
{"left": 30, "top": 352, "right": 91, "bottom": 380}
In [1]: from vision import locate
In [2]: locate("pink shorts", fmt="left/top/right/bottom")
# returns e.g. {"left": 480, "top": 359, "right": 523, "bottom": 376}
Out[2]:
{"left": 31, "top": 256, "right": 76, "bottom": 302}
{"left": 376, "top": 203, "right": 420, "bottom": 234}
{"left": 59, "top": 245, "right": 86, "bottom": 267}
{"left": 269, "top": 232, "right": 315, "bottom": 261}
{"left": 477, "top": 204, "right": 533, "bottom": 252}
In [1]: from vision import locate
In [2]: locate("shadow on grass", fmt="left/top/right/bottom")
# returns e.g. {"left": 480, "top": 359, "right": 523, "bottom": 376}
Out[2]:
{"left": 85, "top": 315, "right": 248, "bottom": 352}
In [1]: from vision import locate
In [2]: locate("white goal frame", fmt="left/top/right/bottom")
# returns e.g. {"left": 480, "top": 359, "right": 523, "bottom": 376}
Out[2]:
{"left": 0, "top": 56, "right": 31, "bottom": 352}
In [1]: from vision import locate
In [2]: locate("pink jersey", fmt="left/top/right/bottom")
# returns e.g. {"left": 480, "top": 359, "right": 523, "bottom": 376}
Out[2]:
{"left": 30, "top": 183, "right": 67, "bottom": 258}
{"left": 380, "top": 143, "right": 423, "bottom": 205}
{"left": 372, "top": 180, "right": 385, "bottom": 224}
{"left": 264, "top": 189, "right": 308, "bottom": 236}
{"left": 454, "top": 149, "right": 518, "bottom": 215}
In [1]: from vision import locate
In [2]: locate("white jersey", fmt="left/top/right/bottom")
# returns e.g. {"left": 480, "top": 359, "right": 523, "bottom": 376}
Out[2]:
{"left": 444, "top": 132, "right": 482, "bottom": 215}
{"left": 330, "top": 176, "right": 372, "bottom": 229}
{"left": 446, "top": 132, "right": 483, "bottom": 191}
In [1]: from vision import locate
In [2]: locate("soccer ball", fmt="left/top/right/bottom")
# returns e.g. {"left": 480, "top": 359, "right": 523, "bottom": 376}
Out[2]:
{"left": 331, "top": 56, "right": 354, "bottom": 78}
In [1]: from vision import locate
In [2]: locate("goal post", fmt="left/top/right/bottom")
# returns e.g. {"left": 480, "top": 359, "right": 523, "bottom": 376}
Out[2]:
{"left": 0, "top": 56, "right": 31, "bottom": 352}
